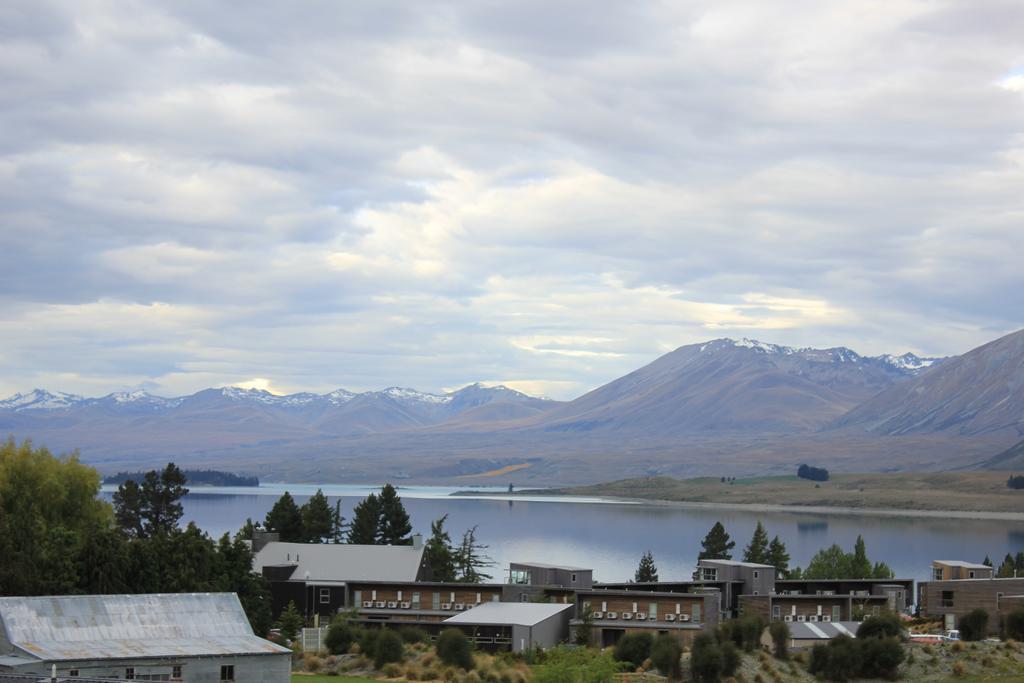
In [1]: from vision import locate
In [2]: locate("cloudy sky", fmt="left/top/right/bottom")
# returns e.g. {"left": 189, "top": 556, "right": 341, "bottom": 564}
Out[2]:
{"left": 1, "top": 1, "right": 1022, "bottom": 400}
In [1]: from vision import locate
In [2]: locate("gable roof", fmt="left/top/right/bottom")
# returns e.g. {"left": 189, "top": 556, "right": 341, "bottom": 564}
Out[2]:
{"left": 934, "top": 560, "right": 991, "bottom": 569}
{"left": 254, "top": 541, "right": 426, "bottom": 583}
{"left": 0, "top": 593, "right": 289, "bottom": 662}
{"left": 787, "top": 621, "right": 862, "bottom": 640}
{"left": 443, "top": 602, "right": 573, "bottom": 627}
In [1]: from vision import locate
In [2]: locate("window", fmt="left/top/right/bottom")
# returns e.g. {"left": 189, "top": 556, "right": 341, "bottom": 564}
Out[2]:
{"left": 432, "top": 592, "right": 441, "bottom": 610}
{"left": 753, "top": 591, "right": 759, "bottom": 596}
{"left": 412, "top": 592, "right": 421, "bottom": 608}
{"left": 601, "top": 601, "right": 607, "bottom": 612}
{"left": 220, "top": 665, "right": 235, "bottom": 681}
{"left": 832, "top": 605, "right": 841, "bottom": 621}
{"left": 172, "top": 666, "right": 182, "bottom": 679}
{"left": 941, "top": 591, "right": 955, "bottom": 608}
{"left": 571, "top": 573, "right": 577, "bottom": 583}
{"left": 968, "top": 571, "right": 975, "bottom": 579}
{"left": 69, "top": 670, "right": 79, "bottom": 677}
{"left": 632, "top": 602, "right": 638, "bottom": 613}
{"left": 753, "top": 571, "right": 760, "bottom": 579}
{"left": 692, "top": 603, "right": 702, "bottom": 623}
{"left": 649, "top": 602, "right": 658, "bottom": 619}
{"left": 510, "top": 569, "right": 532, "bottom": 585}
{"left": 772, "top": 605, "right": 781, "bottom": 620}
{"left": 701, "top": 567, "right": 719, "bottom": 581}
{"left": 934, "top": 568, "right": 944, "bottom": 580}
{"left": 319, "top": 588, "right": 330, "bottom": 604}
{"left": 353, "top": 590, "right": 362, "bottom": 606}
{"left": 126, "top": 668, "right": 136, "bottom": 680}
{"left": 371, "top": 589, "right": 377, "bottom": 601}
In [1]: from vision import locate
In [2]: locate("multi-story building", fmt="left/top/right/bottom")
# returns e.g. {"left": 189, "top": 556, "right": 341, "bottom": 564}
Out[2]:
{"left": 930, "top": 560, "right": 994, "bottom": 581}
{"left": 775, "top": 579, "right": 914, "bottom": 613}
{"left": 918, "top": 560, "right": 1024, "bottom": 633}
{"left": 572, "top": 589, "right": 721, "bottom": 648}
{"left": 740, "top": 591, "right": 892, "bottom": 623}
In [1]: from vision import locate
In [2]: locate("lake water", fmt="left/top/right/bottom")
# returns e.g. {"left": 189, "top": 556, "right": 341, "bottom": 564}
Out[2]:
{"left": 99, "top": 484, "right": 1024, "bottom": 584}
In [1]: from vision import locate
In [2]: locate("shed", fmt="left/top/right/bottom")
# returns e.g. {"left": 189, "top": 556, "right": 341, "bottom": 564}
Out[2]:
{"left": 767, "top": 621, "right": 862, "bottom": 649}
{"left": 0, "top": 593, "right": 290, "bottom": 682}
{"left": 443, "top": 602, "right": 573, "bottom": 652}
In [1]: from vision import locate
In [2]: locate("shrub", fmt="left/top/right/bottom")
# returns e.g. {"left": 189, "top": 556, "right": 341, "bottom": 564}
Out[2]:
{"left": 437, "top": 628, "right": 475, "bottom": 670}
{"left": 614, "top": 632, "right": 653, "bottom": 668}
{"left": 1005, "top": 610, "right": 1024, "bottom": 640}
{"left": 808, "top": 635, "right": 860, "bottom": 682}
{"left": 769, "top": 621, "right": 790, "bottom": 660}
{"left": 859, "top": 637, "right": 905, "bottom": 680}
{"left": 380, "top": 661, "right": 403, "bottom": 677}
{"left": 373, "top": 628, "right": 404, "bottom": 668}
{"left": 324, "top": 619, "right": 356, "bottom": 654}
{"left": 721, "top": 641, "right": 741, "bottom": 677}
{"left": 531, "top": 646, "right": 621, "bottom": 683}
{"left": 691, "top": 634, "right": 723, "bottom": 683}
{"left": 399, "top": 626, "right": 430, "bottom": 644}
{"left": 650, "top": 633, "right": 682, "bottom": 678}
{"left": 959, "top": 609, "right": 989, "bottom": 641}
{"left": 357, "top": 628, "right": 379, "bottom": 659}
{"left": 951, "top": 660, "right": 966, "bottom": 677}
{"left": 951, "top": 640, "right": 965, "bottom": 653}
{"left": 857, "top": 613, "right": 905, "bottom": 640}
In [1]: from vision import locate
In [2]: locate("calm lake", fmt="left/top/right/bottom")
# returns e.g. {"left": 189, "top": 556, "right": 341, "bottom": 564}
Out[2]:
{"left": 99, "top": 484, "right": 1024, "bottom": 584}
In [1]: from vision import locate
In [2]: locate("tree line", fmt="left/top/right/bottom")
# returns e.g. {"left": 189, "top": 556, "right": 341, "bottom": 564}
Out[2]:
{"left": 257, "top": 484, "right": 495, "bottom": 582}
{"left": 105, "top": 468, "right": 258, "bottom": 487}
{"left": 982, "top": 552, "right": 1024, "bottom": 577}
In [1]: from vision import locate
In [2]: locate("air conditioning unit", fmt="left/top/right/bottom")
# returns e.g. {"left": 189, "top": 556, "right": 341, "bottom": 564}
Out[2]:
{"left": 797, "top": 615, "right": 806, "bottom": 622}
{"left": 387, "top": 601, "right": 398, "bottom": 609}
{"left": 606, "top": 612, "right": 618, "bottom": 619}
{"left": 622, "top": 612, "right": 633, "bottom": 620}
{"left": 784, "top": 615, "right": 793, "bottom": 622}
{"left": 809, "top": 615, "right": 818, "bottom": 622}
{"left": 400, "top": 602, "right": 410, "bottom": 609}
{"left": 665, "top": 614, "right": 676, "bottom": 622}
{"left": 592, "top": 611, "right": 604, "bottom": 619}
{"left": 636, "top": 612, "right": 647, "bottom": 620}
{"left": 362, "top": 601, "right": 373, "bottom": 608}
{"left": 822, "top": 615, "right": 832, "bottom": 622}
{"left": 375, "top": 601, "right": 386, "bottom": 608}
{"left": 441, "top": 603, "right": 452, "bottom": 610}
{"left": 454, "top": 603, "right": 466, "bottom": 611}
{"left": 679, "top": 614, "right": 690, "bottom": 622}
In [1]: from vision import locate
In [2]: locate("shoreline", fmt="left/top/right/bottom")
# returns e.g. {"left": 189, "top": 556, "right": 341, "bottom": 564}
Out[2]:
{"left": 454, "top": 489, "right": 1024, "bottom": 521}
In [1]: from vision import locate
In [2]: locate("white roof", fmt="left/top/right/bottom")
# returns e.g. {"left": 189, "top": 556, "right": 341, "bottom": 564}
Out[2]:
{"left": 700, "top": 559, "right": 775, "bottom": 568}
{"left": 934, "top": 560, "right": 991, "bottom": 569}
{"left": 787, "top": 621, "right": 862, "bottom": 640}
{"left": 0, "top": 593, "right": 289, "bottom": 662}
{"left": 443, "top": 602, "right": 573, "bottom": 627}
{"left": 254, "top": 541, "right": 425, "bottom": 583}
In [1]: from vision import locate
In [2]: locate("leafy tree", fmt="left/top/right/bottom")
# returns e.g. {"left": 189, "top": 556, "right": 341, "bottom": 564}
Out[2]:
{"left": 454, "top": 525, "right": 493, "bottom": 582}
{"left": 276, "top": 600, "right": 304, "bottom": 643}
{"left": 787, "top": 565, "right": 803, "bottom": 579}
{"left": 743, "top": 521, "right": 770, "bottom": 564}
{"left": 1005, "top": 609, "right": 1024, "bottom": 640}
{"left": 804, "top": 544, "right": 851, "bottom": 579}
{"left": 373, "top": 629, "right": 405, "bottom": 668}
{"left": 425, "top": 514, "right": 457, "bottom": 582}
{"left": 437, "top": 628, "right": 474, "bottom": 669}
{"left": 77, "top": 527, "right": 131, "bottom": 594}
{"left": 690, "top": 634, "right": 722, "bottom": 683}
{"left": 264, "top": 491, "right": 304, "bottom": 542}
{"left": 858, "top": 637, "right": 905, "bottom": 679}
{"left": 348, "top": 492, "right": 381, "bottom": 544}
{"left": 574, "top": 604, "right": 594, "bottom": 646}
{"left": 698, "top": 521, "right": 735, "bottom": 560}
{"left": 650, "top": 633, "right": 681, "bottom": 678}
{"left": 614, "top": 632, "right": 653, "bottom": 668}
{"left": 325, "top": 617, "right": 356, "bottom": 654}
{"left": 768, "top": 535, "right": 790, "bottom": 576}
{"left": 769, "top": 621, "right": 790, "bottom": 660}
{"left": 635, "top": 550, "right": 659, "bottom": 582}
{"left": 300, "top": 488, "right": 334, "bottom": 543}
{"left": 797, "top": 464, "right": 830, "bottom": 482}
{"left": 959, "top": 609, "right": 989, "bottom": 640}
{"left": 856, "top": 613, "right": 904, "bottom": 640}
{"left": 140, "top": 463, "right": 189, "bottom": 537}
{"left": 378, "top": 483, "right": 412, "bottom": 545}
{"left": 872, "top": 561, "right": 894, "bottom": 579}
{"left": 849, "top": 535, "right": 872, "bottom": 579}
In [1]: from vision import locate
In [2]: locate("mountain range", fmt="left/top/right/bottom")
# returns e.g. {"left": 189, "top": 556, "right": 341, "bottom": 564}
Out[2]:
{"left": 3, "top": 330, "right": 1022, "bottom": 484}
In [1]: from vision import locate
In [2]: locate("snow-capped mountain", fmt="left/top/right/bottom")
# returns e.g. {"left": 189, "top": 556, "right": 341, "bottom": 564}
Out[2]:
{"left": 0, "top": 389, "right": 86, "bottom": 411}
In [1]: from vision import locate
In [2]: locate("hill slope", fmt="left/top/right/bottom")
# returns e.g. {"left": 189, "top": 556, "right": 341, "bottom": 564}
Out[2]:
{"left": 835, "top": 328, "right": 1024, "bottom": 438}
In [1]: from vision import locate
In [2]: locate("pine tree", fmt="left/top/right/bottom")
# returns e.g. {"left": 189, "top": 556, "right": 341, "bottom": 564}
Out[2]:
{"left": 698, "top": 521, "right": 735, "bottom": 560}
{"left": 377, "top": 484, "right": 412, "bottom": 545}
{"left": 331, "top": 500, "right": 348, "bottom": 543}
{"left": 348, "top": 492, "right": 381, "bottom": 544}
{"left": 983, "top": 555, "right": 993, "bottom": 567}
{"left": 454, "top": 525, "right": 493, "bottom": 583}
{"left": 849, "top": 535, "right": 872, "bottom": 579}
{"left": 743, "top": 521, "right": 770, "bottom": 564}
{"left": 635, "top": 551, "right": 659, "bottom": 582}
{"left": 113, "top": 479, "right": 145, "bottom": 538}
{"left": 998, "top": 553, "right": 1016, "bottom": 578}
{"left": 300, "top": 489, "right": 334, "bottom": 543}
{"left": 141, "top": 463, "right": 189, "bottom": 537}
{"left": 767, "top": 536, "right": 790, "bottom": 576}
{"left": 425, "top": 515, "right": 457, "bottom": 582}
{"left": 264, "top": 491, "right": 304, "bottom": 542}
{"left": 1015, "top": 552, "right": 1024, "bottom": 572}
{"left": 276, "top": 600, "right": 304, "bottom": 642}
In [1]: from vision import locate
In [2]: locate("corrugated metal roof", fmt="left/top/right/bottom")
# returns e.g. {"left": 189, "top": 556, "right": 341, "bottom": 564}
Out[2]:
{"left": 935, "top": 560, "right": 991, "bottom": 569}
{"left": 0, "top": 593, "right": 289, "bottom": 662}
{"left": 253, "top": 542, "right": 425, "bottom": 583}
{"left": 443, "top": 602, "right": 573, "bottom": 627}
{"left": 787, "top": 621, "right": 862, "bottom": 640}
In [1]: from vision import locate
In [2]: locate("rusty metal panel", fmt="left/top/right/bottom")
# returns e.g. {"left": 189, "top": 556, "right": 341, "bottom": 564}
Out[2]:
{"left": 0, "top": 593, "right": 290, "bottom": 661}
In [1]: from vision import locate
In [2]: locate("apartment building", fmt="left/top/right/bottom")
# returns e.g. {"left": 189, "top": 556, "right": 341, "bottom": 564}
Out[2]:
{"left": 573, "top": 589, "right": 721, "bottom": 648}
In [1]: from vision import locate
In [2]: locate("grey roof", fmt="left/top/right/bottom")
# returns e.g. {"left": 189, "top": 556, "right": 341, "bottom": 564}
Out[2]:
{"left": 0, "top": 593, "right": 289, "bottom": 662}
{"left": 699, "top": 559, "right": 775, "bottom": 568}
{"left": 934, "top": 560, "right": 991, "bottom": 569}
{"left": 787, "top": 621, "right": 861, "bottom": 640}
{"left": 510, "top": 562, "right": 591, "bottom": 572}
{"left": 443, "top": 602, "right": 573, "bottom": 627}
{"left": 254, "top": 541, "right": 425, "bottom": 583}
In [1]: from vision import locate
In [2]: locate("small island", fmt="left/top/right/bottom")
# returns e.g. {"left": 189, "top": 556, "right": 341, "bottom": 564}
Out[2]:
{"left": 103, "top": 468, "right": 259, "bottom": 487}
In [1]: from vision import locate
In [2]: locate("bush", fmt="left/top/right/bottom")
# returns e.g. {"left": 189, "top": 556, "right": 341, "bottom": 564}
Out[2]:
{"left": 808, "top": 635, "right": 860, "bottom": 682}
{"left": 614, "top": 632, "right": 653, "bottom": 668}
{"left": 531, "top": 646, "right": 622, "bottom": 683}
{"left": 798, "top": 464, "right": 829, "bottom": 482}
{"left": 951, "top": 660, "right": 966, "bottom": 677}
{"left": 324, "top": 619, "right": 356, "bottom": 654}
{"left": 857, "top": 613, "right": 905, "bottom": 640}
{"left": 721, "top": 641, "right": 740, "bottom": 677}
{"left": 1005, "top": 610, "right": 1024, "bottom": 640}
{"left": 859, "top": 637, "right": 905, "bottom": 679}
{"left": 373, "top": 628, "right": 404, "bottom": 668}
{"left": 769, "top": 621, "right": 790, "bottom": 660}
{"left": 959, "top": 609, "right": 989, "bottom": 641}
{"left": 357, "top": 628, "right": 379, "bottom": 659}
{"left": 399, "top": 626, "right": 430, "bottom": 644}
{"left": 650, "top": 633, "right": 682, "bottom": 678}
{"left": 691, "top": 634, "right": 723, "bottom": 683}
{"left": 437, "top": 628, "right": 475, "bottom": 670}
